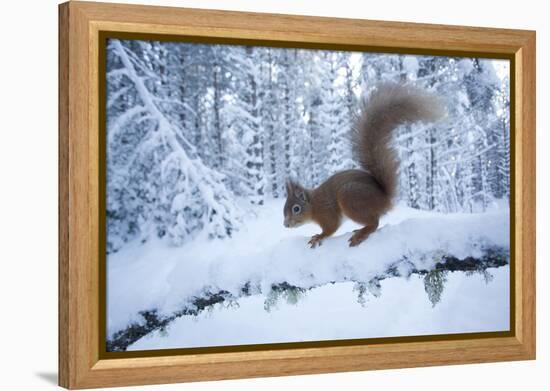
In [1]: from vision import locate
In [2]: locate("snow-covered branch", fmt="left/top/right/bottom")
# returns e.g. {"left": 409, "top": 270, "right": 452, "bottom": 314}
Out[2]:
{"left": 107, "top": 207, "right": 510, "bottom": 351}
{"left": 107, "top": 245, "right": 508, "bottom": 352}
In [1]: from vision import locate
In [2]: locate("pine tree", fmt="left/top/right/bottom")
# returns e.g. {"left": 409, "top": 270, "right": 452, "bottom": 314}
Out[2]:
{"left": 106, "top": 40, "right": 242, "bottom": 251}
{"left": 105, "top": 38, "right": 511, "bottom": 254}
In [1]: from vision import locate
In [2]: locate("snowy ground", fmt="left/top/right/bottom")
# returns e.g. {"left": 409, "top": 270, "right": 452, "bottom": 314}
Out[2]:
{"left": 107, "top": 199, "right": 510, "bottom": 349}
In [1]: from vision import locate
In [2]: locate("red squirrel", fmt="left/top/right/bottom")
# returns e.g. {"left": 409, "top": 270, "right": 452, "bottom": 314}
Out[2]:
{"left": 283, "top": 83, "right": 445, "bottom": 248}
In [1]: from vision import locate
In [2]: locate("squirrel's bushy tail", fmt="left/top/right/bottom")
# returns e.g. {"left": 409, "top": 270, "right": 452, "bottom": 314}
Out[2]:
{"left": 352, "top": 83, "right": 445, "bottom": 199}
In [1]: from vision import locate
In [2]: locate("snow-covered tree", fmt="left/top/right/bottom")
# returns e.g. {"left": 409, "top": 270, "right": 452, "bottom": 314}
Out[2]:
{"left": 106, "top": 39, "right": 510, "bottom": 251}
{"left": 106, "top": 39, "right": 242, "bottom": 252}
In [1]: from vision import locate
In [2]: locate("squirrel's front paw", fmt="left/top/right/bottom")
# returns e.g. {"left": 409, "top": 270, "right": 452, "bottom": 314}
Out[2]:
{"left": 308, "top": 234, "right": 324, "bottom": 248}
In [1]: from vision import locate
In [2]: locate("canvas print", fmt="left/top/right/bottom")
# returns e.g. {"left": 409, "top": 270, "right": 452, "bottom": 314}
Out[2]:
{"left": 105, "top": 38, "right": 511, "bottom": 352}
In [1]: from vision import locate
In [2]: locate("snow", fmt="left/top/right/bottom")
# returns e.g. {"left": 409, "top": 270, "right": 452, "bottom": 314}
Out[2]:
{"left": 107, "top": 199, "right": 509, "bottom": 341}
{"left": 107, "top": 40, "right": 511, "bottom": 251}
{"left": 403, "top": 56, "right": 419, "bottom": 78}
{"left": 105, "top": 40, "right": 511, "bottom": 352}
{"left": 128, "top": 266, "right": 509, "bottom": 350}
{"left": 108, "top": 40, "right": 243, "bottom": 250}
{"left": 457, "top": 59, "right": 474, "bottom": 76}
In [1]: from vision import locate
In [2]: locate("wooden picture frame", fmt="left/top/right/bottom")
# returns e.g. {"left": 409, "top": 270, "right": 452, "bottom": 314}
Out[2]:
{"left": 59, "top": 1, "right": 536, "bottom": 389}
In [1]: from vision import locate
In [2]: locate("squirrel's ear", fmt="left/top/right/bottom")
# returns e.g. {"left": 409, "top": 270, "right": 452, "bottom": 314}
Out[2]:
{"left": 285, "top": 180, "right": 292, "bottom": 195}
{"left": 295, "top": 188, "right": 309, "bottom": 203}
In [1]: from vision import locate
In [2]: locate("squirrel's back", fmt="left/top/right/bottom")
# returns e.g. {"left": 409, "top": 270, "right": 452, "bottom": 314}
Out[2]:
{"left": 352, "top": 83, "right": 445, "bottom": 200}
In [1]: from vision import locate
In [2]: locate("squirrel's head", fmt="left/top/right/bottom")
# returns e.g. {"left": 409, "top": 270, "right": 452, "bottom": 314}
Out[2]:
{"left": 283, "top": 179, "right": 312, "bottom": 228}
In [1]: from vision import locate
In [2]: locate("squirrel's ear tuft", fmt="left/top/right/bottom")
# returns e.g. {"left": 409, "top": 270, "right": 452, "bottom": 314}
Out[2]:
{"left": 286, "top": 179, "right": 308, "bottom": 201}
{"left": 285, "top": 179, "right": 293, "bottom": 195}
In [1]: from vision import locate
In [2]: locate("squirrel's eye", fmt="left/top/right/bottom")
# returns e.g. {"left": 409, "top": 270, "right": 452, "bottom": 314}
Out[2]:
{"left": 292, "top": 205, "right": 301, "bottom": 214}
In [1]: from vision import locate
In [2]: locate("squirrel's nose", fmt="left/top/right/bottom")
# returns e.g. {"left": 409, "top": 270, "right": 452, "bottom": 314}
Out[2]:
{"left": 284, "top": 220, "right": 289, "bottom": 228}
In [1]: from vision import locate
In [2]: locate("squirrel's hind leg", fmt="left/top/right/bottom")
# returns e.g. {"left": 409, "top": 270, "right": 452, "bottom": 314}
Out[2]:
{"left": 348, "top": 219, "right": 379, "bottom": 247}
{"left": 337, "top": 184, "right": 384, "bottom": 247}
